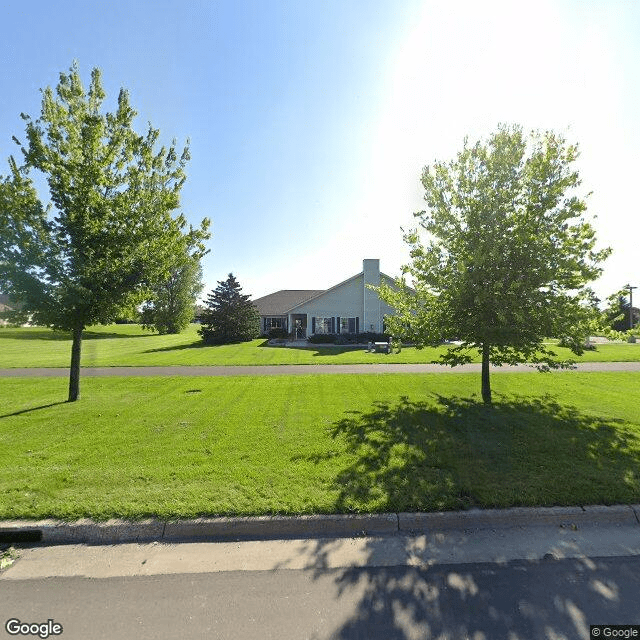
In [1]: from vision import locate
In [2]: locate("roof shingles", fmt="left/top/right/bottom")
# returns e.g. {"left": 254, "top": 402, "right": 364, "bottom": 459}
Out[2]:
{"left": 253, "top": 290, "right": 325, "bottom": 316}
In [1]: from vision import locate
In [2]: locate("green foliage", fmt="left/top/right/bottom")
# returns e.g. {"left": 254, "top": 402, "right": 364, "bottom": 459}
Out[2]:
{"left": 307, "top": 332, "right": 391, "bottom": 344}
{"left": 378, "top": 125, "right": 610, "bottom": 403}
{"left": 0, "top": 160, "right": 49, "bottom": 326}
{"left": 602, "top": 288, "right": 639, "bottom": 332}
{"left": 267, "top": 327, "right": 289, "bottom": 339}
{"left": 199, "top": 273, "right": 260, "bottom": 345}
{"left": 0, "top": 62, "right": 210, "bottom": 399}
{"left": 140, "top": 255, "right": 204, "bottom": 334}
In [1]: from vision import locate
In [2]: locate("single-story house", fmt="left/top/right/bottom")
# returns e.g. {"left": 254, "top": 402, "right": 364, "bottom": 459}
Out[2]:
{"left": 253, "top": 259, "right": 399, "bottom": 339}
{"left": 0, "top": 294, "right": 16, "bottom": 326}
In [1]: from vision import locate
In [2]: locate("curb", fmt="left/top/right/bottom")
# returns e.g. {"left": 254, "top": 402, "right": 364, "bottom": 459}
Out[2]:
{"left": 1, "top": 506, "right": 638, "bottom": 545}
{"left": 399, "top": 505, "right": 640, "bottom": 532}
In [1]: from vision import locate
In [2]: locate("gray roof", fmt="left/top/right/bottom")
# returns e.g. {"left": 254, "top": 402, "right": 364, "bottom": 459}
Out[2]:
{"left": 253, "top": 290, "right": 326, "bottom": 316}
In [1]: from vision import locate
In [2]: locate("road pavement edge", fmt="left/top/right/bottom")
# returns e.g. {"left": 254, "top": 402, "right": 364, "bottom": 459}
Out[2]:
{"left": 1, "top": 505, "right": 638, "bottom": 545}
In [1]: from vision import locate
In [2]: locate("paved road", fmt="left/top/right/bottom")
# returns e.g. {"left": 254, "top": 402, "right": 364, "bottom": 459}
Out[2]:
{"left": 3, "top": 558, "right": 640, "bottom": 639}
{"left": 2, "top": 362, "right": 640, "bottom": 377}
{"left": 3, "top": 524, "right": 640, "bottom": 640}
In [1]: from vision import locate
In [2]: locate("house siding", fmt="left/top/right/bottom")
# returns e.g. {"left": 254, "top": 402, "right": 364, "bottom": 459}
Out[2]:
{"left": 294, "top": 273, "right": 365, "bottom": 321}
{"left": 256, "top": 260, "right": 404, "bottom": 339}
{"left": 290, "top": 265, "right": 397, "bottom": 337}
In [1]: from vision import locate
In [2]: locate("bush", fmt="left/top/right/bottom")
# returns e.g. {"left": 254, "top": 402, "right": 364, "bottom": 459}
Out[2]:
{"left": 267, "top": 327, "right": 288, "bottom": 339}
{"left": 307, "top": 333, "right": 338, "bottom": 344}
{"left": 307, "top": 332, "right": 393, "bottom": 344}
{"left": 558, "top": 336, "right": 597, "bottom": 350}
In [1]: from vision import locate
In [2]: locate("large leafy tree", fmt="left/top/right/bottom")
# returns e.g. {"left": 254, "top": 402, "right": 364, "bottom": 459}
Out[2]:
{"left": 140, "top": 253, "right": 204, "bottom": 334}
{"left": 0, "top": 63, "right": 210, "bottom": 400}
{"left": 199, "top": 273, "right": 259, "bottom": 345}
{"left": 378, "top": 125, "right": 610, "bottom": 404}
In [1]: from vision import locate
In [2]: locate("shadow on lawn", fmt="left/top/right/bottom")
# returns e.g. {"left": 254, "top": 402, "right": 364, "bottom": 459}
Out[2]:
{"left": 272, "top": 394, "right": 640, "bottom": 639}
{"left": 310, "top": 346, "right": 372, "bottom": 357}
{"left": 144, "top": 340, "right": 208, "bottom": 353}
{"left": 0, "top": 401, "right": 68, "bottom": 419}
{"left": 0, "top": 329, "right": 148, "bottom": 341}
{"left": 144, "top": 339, "right": 272, "bottom": 354}
{"left": 322, "top": 394, "right": 640, "bottom": 513}
{"left": 260, "top": 342, "right": 370, "bottom": 356}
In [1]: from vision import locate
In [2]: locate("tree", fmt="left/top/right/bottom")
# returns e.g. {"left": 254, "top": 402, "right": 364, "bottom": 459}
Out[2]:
{"left": 0, "top": 63, "right": 210, "bottom": 401}
{"left": 602, "top": 288, "right": 639, "bottom": 332}
{"left": 199, "top": 274, "right": 260, "bottom": 345}
{"left": 378, "top": 125, "right": 610, "bottom": 404}
{"left": 140, "top": 253, "right": 204, "bottom": 334}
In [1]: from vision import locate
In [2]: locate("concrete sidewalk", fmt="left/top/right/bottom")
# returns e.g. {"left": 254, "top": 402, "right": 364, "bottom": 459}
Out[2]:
{"left": 1, "top": 505, "right": 639, "bottom": 545}
{"left": 2, "top": 362, "right": 640, "bottom": 376}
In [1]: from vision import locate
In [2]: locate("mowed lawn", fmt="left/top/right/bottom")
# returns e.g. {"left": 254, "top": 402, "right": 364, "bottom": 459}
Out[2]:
{"left": 1, "top": 324, "right": 639, "bottom": 367}
{"left": 1, "top": 372, "right": 639, "bottom": 520}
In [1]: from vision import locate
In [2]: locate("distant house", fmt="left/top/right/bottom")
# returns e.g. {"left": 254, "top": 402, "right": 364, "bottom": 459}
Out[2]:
{"left": 0, "top": 294, "right": 31, "bottom": 326}
{"left": 253, "top": 259, "right": 400, "bottom": 339}
{"left": 0, "top": 294, "right": 15, "bottom": 325}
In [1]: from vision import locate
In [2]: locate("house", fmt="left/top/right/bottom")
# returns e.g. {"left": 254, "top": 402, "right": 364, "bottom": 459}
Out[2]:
{"left": 0, "top": 294, "right": 15, "bottom": 326}
{"left": 253, "top": 259, "right": 399, "bottom": 339}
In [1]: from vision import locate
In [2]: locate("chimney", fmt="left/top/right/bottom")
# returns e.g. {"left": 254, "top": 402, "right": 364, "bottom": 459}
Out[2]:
{"left": 363, "top": 259, "right": 380, "bottom": 332}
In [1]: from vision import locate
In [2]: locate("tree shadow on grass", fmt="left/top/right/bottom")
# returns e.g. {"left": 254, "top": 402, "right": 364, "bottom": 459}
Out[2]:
{"left": 82, "top": 330, "right": 151, "bottom": 340}
{"left": 256, "top": 342, "right": 358, "bottom": 355}
{"left": 325, "top": 393, "right": 640, "bottom": 513}
{"left": 144, "top": 339, "right": 272, "bottom": 354}
{"left": 280, "top": 393, "right": 640, "bottom": 639}
{"left": 144, "top": 340, "right": 208, "bottom": 353}
{"left": 260, "top": 342, "right": 372, "bottom": 357}
{"left": 0, "top": 329, "right": 149, "bottom": 341}
{"left": 0, "top": 401, "right": 68, "bottom": 419}
{"left": 310, "top": 347, "right": 374, "bottom": 357}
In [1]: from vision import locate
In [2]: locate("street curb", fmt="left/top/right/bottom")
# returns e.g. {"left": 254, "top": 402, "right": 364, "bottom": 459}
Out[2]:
{"left": 399, "top": 505, "right": 640, "bottom": 532}
{"left": 163, "top": 514, "right": 398, "bottom": 541}
{"left": 1, "top": 506, "right": 638, "bottom": 545}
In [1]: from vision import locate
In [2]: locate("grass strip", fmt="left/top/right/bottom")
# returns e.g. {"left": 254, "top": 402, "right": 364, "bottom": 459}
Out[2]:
{"left": 1, "top": 324, "right": 639, "bottom": 367}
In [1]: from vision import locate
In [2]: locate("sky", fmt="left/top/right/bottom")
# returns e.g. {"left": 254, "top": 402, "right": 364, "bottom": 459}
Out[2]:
{"left": 1, "top": 0, "right": 638, "bottom": 305}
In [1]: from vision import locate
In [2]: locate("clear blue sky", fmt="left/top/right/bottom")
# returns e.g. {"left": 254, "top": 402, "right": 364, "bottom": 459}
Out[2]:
{"left": 2, "top": 0, "right": 638, "bottom": 304}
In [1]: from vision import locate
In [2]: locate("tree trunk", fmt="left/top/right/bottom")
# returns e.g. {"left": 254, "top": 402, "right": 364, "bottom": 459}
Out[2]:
{"left": 68, "top": 325, "right": 83, "bottom": 402}
{"left": 481, "top": 342, "right": 491, "bottom": 405}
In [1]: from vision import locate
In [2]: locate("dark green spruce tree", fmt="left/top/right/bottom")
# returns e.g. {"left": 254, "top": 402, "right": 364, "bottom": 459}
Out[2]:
{"left": 199, "top": 274, "right": 259, "bottom": 345}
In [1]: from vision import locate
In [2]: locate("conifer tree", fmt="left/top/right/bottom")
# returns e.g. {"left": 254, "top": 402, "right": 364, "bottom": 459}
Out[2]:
{"left": 199, "top": 273, "right": 259, "bottom": 344}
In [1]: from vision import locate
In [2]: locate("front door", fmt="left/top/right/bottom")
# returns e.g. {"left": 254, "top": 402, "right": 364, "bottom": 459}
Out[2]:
{"left": 292, "top": 314, "right": 307, "bottom": 339}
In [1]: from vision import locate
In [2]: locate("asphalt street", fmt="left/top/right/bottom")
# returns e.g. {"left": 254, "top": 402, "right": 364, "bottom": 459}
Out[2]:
{"left": 3, "top": 524, "right": 640, "bottom": 640}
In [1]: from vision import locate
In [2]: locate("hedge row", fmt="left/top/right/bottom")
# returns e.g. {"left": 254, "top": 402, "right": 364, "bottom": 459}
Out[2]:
{"left": 307, "top": 332, "right": 391, "bottom": 344}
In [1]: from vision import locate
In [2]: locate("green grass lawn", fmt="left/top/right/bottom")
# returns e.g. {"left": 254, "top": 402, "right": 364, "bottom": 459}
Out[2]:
{"left": 1, "top": 324, "right": 639, "bottom": 367}
{"left": 1, "top": 372, "right": 638, "bottom": 520}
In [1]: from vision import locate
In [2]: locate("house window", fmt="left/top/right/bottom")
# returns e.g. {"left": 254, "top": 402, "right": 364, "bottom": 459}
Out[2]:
{"left": 314, "top": 317, "right": 333, "bottom": 334}
{"left": 264, "top": 317, "right": 284, "bottom": 330}
{"left": 340, "top": 317, "right": 357, "bottom": 334}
